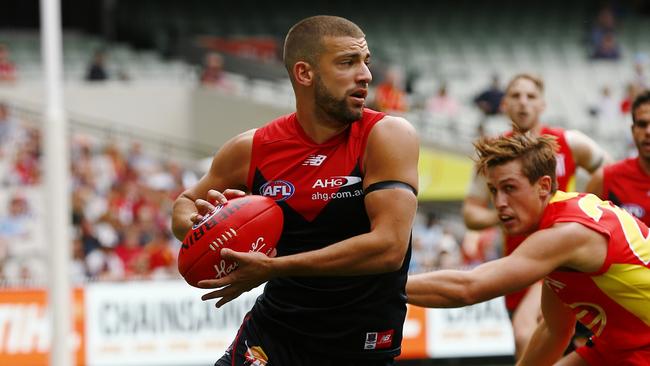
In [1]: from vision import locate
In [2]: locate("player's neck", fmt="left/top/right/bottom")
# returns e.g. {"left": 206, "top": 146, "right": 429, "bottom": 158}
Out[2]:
{"left": 296, "top": 106, "right": 350, "bottom": 144}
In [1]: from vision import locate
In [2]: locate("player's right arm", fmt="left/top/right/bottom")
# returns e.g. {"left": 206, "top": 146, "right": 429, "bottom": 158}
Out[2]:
{"left": 171, "top": 129, "right": 255, "bottom": 241}
{"left": 566, "top": 129, "right": 612, "bottom": 174}
{"left": 462, "top": 172, "right": 500, "bottom": 230}
{"left": 517, "top": 284, "right": 576, "bottom": 365}
{"left": 406, "top": 221, "right": 606, "bottom": 307}
{"left": 584, "top": 166, "right": 605, "bottom": 198}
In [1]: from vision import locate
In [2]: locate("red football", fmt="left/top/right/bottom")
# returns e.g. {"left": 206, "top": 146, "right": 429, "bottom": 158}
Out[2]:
{"left": 178, "top": 195, "right": 283, "bottom": 288}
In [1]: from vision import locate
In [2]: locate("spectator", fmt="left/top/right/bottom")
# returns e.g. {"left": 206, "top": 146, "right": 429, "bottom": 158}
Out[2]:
{"left": 85, "top": 50, "right": 109, "bottom": 81}
{"left": 142, "top": 230, "right": 176, "bottom": 279}
{"left": 85, "top": 221, "right": 124, "bottom": 280}
{"left": 621, "top": 82, "right": 641, "bottom": 115}
{"left": 632, "top": 58, "right": 648, "bottom": 90}
{"left": 589, "top": 86, "right": 621, "bottom": 136}
{"left": 0, "top": 103, "right": 19, "bottom": 159}
{"left": 372, "top": 67, "right": 408, "bottom": 114}
{"left": 473, "top": 74, "right": 505, "bottom": 136}
{"left": 411, "top": 212, "right": 443, "bottom": 272}
{"left": 436, "top": 226, "right": 462, "bottom": 269}
{"left": 425, "top": 83, "right": 460, "bottom": 121}
{"left": 591, "top": 32, "right": 621, "bottom": 60}
{"left": 0, "top": 44, "right": 17, "bottom": 83}
{"left": 70, "top": 237, "right": 89, "bottom": 283}
{"left": 199, "top": 52, "right": 235, "bottom": 92}
{"left": 114, "top": 227, "right": 146, "bottom": 278}
{"left": 589, "top": 6, "right": 617, "bottom": 52}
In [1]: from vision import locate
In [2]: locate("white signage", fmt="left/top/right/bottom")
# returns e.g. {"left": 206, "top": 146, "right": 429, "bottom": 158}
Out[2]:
{"left": 85, "top": 281, "right": 263, "bottom": 366}
{"left": 427, "top": 297, "right": 515, "bottom": 358}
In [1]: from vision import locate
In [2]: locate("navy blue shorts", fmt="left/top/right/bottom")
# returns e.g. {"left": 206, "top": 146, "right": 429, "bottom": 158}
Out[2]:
{"left": 215, "top": 314, "right": 396, "bottom": 366}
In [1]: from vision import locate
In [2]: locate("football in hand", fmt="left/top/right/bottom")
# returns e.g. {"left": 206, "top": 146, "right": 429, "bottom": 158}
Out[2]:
{"left": 178, "top": 195, "right": 283, "bottom": 287}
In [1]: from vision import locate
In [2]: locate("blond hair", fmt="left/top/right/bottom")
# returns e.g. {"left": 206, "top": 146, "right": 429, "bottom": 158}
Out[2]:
{"left": 505, "top": 73, "right": 545, "bottom": 94}
{"left": 474, "top": 133, "right": 559, "bottom": 192}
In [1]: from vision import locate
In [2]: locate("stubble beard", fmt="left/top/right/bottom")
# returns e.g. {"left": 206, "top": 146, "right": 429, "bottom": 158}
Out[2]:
{"left": 314, "top": 75, "right": 362, "bottom": 125}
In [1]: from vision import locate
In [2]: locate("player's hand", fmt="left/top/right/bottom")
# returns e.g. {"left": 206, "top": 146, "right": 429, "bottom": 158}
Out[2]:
{"left": 190, "top": 189, "right": 246, "bottom": 224}
{"left": 198, "top": 248, "right": 274, "bottom": 307}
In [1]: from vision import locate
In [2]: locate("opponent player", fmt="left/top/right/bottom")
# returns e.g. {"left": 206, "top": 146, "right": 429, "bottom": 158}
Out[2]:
{"left": 586, "top": 91, "right": 650, "bottom": 226}
{"left": 408, "top": 133, "right": 650, "bottom": 365}
{"left": 462, "top": 73, "right": 611, "bottom": 357}
{"left": 171, "top": 16, "right": 419, "bottom": 366}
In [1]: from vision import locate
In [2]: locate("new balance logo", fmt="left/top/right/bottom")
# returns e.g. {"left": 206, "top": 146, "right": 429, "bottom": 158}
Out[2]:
{"left": 303, "top": 155, "right": 327, "bottom": 166}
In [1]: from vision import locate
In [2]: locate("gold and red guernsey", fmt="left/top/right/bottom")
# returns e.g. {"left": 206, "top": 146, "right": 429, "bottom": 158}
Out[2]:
{"left": 541, "top": 191, "right": 650, "bottom": 352}
{"left": 503, "top": 125, "right": 578, "bottom": 311}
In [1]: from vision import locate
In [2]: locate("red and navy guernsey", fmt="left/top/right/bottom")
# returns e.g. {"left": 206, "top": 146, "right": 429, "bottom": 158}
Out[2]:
{"left": 245, "top": 108, "right": 411, "bottom": 358}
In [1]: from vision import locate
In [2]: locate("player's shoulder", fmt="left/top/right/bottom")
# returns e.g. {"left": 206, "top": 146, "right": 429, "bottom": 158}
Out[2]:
{"left": 217, "top": 129, "right": 256, "bottom": 158}
{"left": 372, "top": 114, "right": 417, "bottom": 138}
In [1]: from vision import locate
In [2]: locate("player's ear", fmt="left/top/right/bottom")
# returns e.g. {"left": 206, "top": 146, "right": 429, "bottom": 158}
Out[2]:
{"left": 293, "top": 61, "right": 314, "bottom": 87}
{"left": 538, "top": 175, "right": 552, "bottom": 196}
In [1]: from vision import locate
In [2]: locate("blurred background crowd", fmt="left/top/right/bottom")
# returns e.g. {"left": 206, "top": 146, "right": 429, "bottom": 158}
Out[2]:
{"left": 0, "top": 0, "right": 649, "bottom": 285}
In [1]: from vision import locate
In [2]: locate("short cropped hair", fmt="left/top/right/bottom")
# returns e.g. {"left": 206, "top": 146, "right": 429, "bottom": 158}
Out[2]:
{"left": 474, "top": 133, "right": 559, "bottom": 193}
{"left": 632, "top": 90, "right": 650, "bottom": 122}
{"left": 505, "top": 73, "right": 545, "bottom": 94}
{"left": 283, "top": 15, "right": 365, "bottom": 78}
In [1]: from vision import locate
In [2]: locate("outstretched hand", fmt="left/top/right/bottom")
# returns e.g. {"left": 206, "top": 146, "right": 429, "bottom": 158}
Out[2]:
{"left": 198, "top": 248, "right": 275, "bottom": 308}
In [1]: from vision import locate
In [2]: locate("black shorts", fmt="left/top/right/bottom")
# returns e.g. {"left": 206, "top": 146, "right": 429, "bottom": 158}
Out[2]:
{"left": 215, "top": 313, "right": 396, "bottom": 366}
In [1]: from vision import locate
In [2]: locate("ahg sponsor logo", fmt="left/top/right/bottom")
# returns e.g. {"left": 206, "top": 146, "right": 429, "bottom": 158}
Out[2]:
{"left": 312, "top": 176, "right": 362, "bottom": 189}
{"left": 259, "top": 180, "right": 295, "bottom": 201}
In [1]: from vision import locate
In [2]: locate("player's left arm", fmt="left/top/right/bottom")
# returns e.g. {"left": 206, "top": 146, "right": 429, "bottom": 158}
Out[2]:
{"left": 517, "top": 283, "right": 576, "bottom": 365}
{"left": 566, "top": 129, "right": 612, "bottom": 174}
{"left": 199, "top": 116, "right": 418, "bottom": 306}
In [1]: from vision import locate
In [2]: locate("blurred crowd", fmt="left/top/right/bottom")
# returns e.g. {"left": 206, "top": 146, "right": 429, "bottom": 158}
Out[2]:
{"left": 409, "top": 211, "right": 501, "bottom": 274}
{"left": 0, "top": 100, "right": 497, "bottom": 284}
{"left": 0, "top": 102, "right": 200, "bottom": 284}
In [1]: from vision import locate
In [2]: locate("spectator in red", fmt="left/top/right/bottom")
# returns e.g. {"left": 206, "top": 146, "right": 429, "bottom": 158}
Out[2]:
{"left": 372, "top": 68, "right": 408, "bottom": 114}
{"left": 0, "top": 44, "right": 16, "bottom": 83}
{"left": 143, "top": 230, "right": 176, "bottom": 279}
{"left": 621, "top": 82, "right": 641, "bottom": 114}
{"left": 200, "top": 52, "right": 235, "bottom": 92}
{"left": 115, "top": 227, "right": 146, "bottom": 278}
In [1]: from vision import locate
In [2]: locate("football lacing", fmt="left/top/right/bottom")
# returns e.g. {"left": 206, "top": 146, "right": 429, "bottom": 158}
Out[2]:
{"left": 208, "top": 227, "right": 237, "bottom": 251}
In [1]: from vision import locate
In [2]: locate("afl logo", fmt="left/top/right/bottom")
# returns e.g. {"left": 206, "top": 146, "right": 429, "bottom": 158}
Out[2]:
{"left": 621, "top": 203, "right": 645, "bottom": 219}
{"left": 260, "top": 180, "right": 295, "bottom": 201}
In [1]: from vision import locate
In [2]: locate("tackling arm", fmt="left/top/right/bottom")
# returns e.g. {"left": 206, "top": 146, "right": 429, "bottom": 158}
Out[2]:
{"left": 406, "top": 223, "right": 598, "bottom": 308}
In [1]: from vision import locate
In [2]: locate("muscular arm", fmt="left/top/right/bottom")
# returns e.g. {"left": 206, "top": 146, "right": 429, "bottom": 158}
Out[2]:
{"left": 566, "top": 129, "right": 612, "bottom": 174}
{"left": 462, "top": 173, "right": 500, "bottom": 230}
{"left": 517, "top": 284, "right": 576, "bottom": 365}
{"left": 171, "top": 129, "right": 254, "bottom": 241}
{"left": 201, "top": 116, "right": 419, "bottom": 305}
{"left": 406, "top": 222, "right": 605, "bottom": 308}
